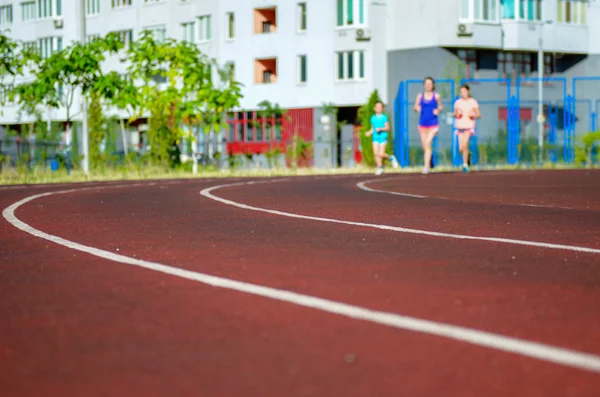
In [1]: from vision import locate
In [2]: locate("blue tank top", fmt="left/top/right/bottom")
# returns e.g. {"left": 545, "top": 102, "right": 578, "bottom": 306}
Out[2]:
{"left": 419, "top": 92, "right": 439, "bottom": 127}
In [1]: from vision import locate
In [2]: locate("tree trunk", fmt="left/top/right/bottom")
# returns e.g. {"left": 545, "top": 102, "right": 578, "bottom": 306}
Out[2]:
{"left": 64, "top": 123, "right": 72, "bottom": 174}
{"left": 192, "top": 132, "right": 198, "bottom": 175}
{"left": 29, "top": 122, "right": 35, "bottom": 169}
{"left": 120, "top": 119, "right": 129, "bottom": 156}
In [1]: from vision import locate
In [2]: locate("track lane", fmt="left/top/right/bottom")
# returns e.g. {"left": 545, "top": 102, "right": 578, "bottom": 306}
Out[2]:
{"left": 2, "top": 234, "right": 599, "bottom": 397}
{"left": 360, "top": 170, "right": 600, "bottom": 211}
{"left": 210, "top": 174, "right": 600, "bottom": 249}
{"left": 2, "top": 173, "right": 600, "bottom": 396}
{"left": 4, "top": 178, "right": 600, "bottom": 350}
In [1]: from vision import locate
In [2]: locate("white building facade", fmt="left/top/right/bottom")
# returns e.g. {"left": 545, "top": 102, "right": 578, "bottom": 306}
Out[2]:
{"left": 0, "top": 0, "right": 599, "bottom": 164}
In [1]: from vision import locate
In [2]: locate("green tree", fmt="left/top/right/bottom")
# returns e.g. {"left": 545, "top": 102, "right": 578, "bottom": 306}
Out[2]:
{"left": 576, "top": 131, "right": 600, "bottom": 167}
{"left": 124, "top": 32, "right": 241, "bottom": 168}
{"left": 357, "top": 90, "right": 392, "bottom": 166}
{"left": 440, "top": 58, "right": 466, "bottom": 99}
{"left": 14, "top": 33, "right": 124, "bottom": 168}
{"left": 257, "top": 100, "right": 285, "bottom": 139}
{"left": 88, "top": 92, "right": 104, "bottom": 169}
{"left": 0, "top": 33, "right": 21, "bottom": 113}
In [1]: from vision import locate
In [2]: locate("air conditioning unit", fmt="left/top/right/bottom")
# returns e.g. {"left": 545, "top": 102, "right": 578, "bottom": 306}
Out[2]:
{"left": 457, "top": 23, "right": 473, "bottom": 37}
{"left": 356, "top": 28, "right": 372, "bottom": 42}
{"left": 53, "top": 18, "right": 64, "bottom": 29}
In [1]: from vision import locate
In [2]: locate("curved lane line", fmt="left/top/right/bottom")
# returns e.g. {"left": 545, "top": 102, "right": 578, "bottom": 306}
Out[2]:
{"left": 357, "top": 177, "right": 577, "bottom": 210}
{"left": 2, "top": 183, "right": 600, "bottom": 374}
{"left": 357, "top": 177, "right": 427, "bottom": 199}
{"left": 203, "top": 181, "right": 600, "bottom": 255}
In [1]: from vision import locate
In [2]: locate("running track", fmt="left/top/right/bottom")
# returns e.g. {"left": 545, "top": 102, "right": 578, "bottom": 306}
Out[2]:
{"left": 1, "top": 170, "right": 599, "bottom": 396}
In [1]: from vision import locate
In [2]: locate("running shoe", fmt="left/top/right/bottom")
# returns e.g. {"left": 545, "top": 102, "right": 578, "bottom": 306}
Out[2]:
{"left": 462, "top": 165, "right": 470, "bottom": 173}
{"left": 422, "top": 168, "right": 429, "bottom": 175}
{"left": 390, "top": 155, "right": 399, "bottom": 169}
{"left": 375, "top": 167, "right": 384, "bottom": 176}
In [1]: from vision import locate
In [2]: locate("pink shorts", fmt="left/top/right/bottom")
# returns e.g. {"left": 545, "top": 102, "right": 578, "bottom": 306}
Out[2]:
{"left": 455, "top": 128, "right": 475, "bottom": 136}
{"left": 418, "top": 125, "right": 439, "bottom": 134}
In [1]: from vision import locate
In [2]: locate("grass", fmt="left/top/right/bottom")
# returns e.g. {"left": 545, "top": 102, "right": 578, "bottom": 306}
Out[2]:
{"left": 0, "top": 162, "right": 594, "bottom": 186}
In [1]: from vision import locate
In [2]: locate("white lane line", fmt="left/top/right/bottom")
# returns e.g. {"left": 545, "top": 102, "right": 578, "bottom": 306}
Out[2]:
{"left": 202, "top": 181, "right": 600, "bottom": 255}
{"left": 3, "top": 186, "right": 600, "bottom": 374}
{"left": 358, "top": 178, "right": 581, "bottom": 211}
{"left": 520, "top": 204, "right": 575, "bottom": 210}
{"left": 357, "top": 177, "right": 427, "bottom": 199}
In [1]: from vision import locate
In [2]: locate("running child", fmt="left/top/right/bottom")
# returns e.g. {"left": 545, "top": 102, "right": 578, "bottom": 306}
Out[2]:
{"left": 366, "top": 101, "right": 399, "bottom": 175}
{"left": 414, "top": 77, "right": 443, "bottom": 175}
{"left": 453, "top": 84, "right": 480, "bottom": 173}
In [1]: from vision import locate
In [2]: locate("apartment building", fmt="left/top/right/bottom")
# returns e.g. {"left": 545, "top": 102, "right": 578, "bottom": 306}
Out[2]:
{"left": 0, "top": 0, "right": 598, "bottom": 163}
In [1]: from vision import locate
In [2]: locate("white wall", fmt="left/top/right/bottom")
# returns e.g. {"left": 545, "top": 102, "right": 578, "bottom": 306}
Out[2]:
{"left": 387, "top": 0, "right": 595, "bottom": 54}
{"left": 2, "top": 0, "right": 599, "bottom": 125}
{"left": 0, "top": 0, "right": 381, "bottom": 125}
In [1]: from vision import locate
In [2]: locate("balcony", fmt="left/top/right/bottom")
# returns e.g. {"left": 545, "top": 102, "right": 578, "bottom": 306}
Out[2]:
{"left": 254, "top": 58, "right": 277, "bottom": 84}
{"left": 254, "top": 7, "right": 277, "bottom": 34}
{"left": 502, "top": 20, "right": 588, "bottom": 53}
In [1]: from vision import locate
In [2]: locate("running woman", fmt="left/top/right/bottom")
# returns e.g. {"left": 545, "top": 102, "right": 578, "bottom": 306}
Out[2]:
{"left": 414, "top": 77, "right": 443, "bottom": 174}
{"left": 366, "top": 101, "right": 399, "bottom": 175}
{"left": 453, "top": 84, "right": 480, "bottom": 173}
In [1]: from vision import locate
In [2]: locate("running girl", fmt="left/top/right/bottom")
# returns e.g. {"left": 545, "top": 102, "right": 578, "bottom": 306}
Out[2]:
{"left": 366, "top": 101, "right": 399, "bottom": 175}
{"left": 453, "top": 84, "right": 480, "bottom": 173}
{"left": 414, "top": 77, "right": 443, "bottom": 174}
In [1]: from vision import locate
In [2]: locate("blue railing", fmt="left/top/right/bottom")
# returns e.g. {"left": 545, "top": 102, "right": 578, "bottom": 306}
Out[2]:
{"left": 392, "top": 75, "right": 600, "bottom": 167}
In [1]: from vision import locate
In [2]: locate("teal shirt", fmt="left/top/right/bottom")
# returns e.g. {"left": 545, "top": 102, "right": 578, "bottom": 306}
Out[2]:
{"left": 370, "top": 114, "right": 388, "bottom": 135}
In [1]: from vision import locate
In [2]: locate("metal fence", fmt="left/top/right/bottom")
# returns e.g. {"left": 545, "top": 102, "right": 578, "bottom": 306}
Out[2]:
{"left": 0, "top": 137, "right": 65, "bottom": 171}
{"left": 393, "top": 76, "right": 600, "bottom": 168}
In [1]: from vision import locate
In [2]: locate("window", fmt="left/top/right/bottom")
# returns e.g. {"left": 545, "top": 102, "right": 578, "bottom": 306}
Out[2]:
{"left": 21, "top": 1, "right": 36, "bottom": 21}
{"left": 558, "top": 0, "right": 586, "bottom": 24}
{"left": 18, "top": 0, "right": 61, "bottom": 20}
{"left": 38, "top": 37, "right": 61, "bottom": 58}
{"left": 113, "top": 29, "right": 133, "bottom": 48}
{"left": 254, "top": 7, "right": 277, "bottom": 34}
{"left": 501, "top": 0, "right": 515, "bottom": 18}
{"left": 22, "top": 41, "right": 36, "bottom": 52}
{"left": 226, "top": 12, "right": 234, "bottom": 39}
{"left": 460, "top": 0, "right": 499, "bottom": 22}
{"left": 263, "top": 70, "right": 273, "bottom": 83}
{"left": 458, "top": 49, "right": 478, "bottom": 78}
{"left": 86, "top": 0, "right": 100, "bottom": 15}
{"left": 112, "top": 0, "right": 132, "bottom": 8}
{"left": 336, "top": 0, "right": 366, "bottom": 27}
{"left": 0, "top": 5, "right": 13, "bottom": 24}
{"left": 0, "top": 84, "right": 14, "bottom": 104}
{"left": 497, "top": 51, "right": 535, "bottom": 79}
{"left": 297, "top": 55, "right": 307, "bottom": 83}
{"left": 359, "top": 51, "right": 365, "bottom": 78}
{"left": 225, "top": 61, "right": 235, "bottom": 81}
{"left": 37, "top": 0, "right": 60, "bottom": 19}
{"left": 297, "top": 3, "right": 307, "bottom": 32}
{"left": 198, "top": 15, "right": 211, "bottom": 41}
{"left": 500, "top": 0, "right": 541, "bottom": 21}
{"left": 337, "top": 52, "right": 344, "bottom": 80}
{"left": 145, "top": 25, "right": 167, "bottom": 42}
{"left": 335, "top": 50, "right": 365, "bottom": 81}
{"left": 254, "top": 58, "right": 277, "bottom": 84}
{"left": 182, "top": 21, "right": 195, "bottom": 42}
{"left": 544, "top": 54, "right": 553, "bottom": 76}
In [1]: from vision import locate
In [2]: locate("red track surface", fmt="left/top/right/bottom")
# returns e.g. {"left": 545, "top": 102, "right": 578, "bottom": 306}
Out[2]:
{"left": 1, "top": 170, "right": 600, "bottom": 396}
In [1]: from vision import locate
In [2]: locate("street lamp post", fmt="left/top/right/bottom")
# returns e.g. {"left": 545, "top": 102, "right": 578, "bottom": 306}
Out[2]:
{"left": 79, "top": 0, "right": 89, "bottom": 174}
{"left": 537, "top": 21, "right": 544, "bottom": 164}
{"left": 536, "top": 20, "right": 552, "bottom": 165}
